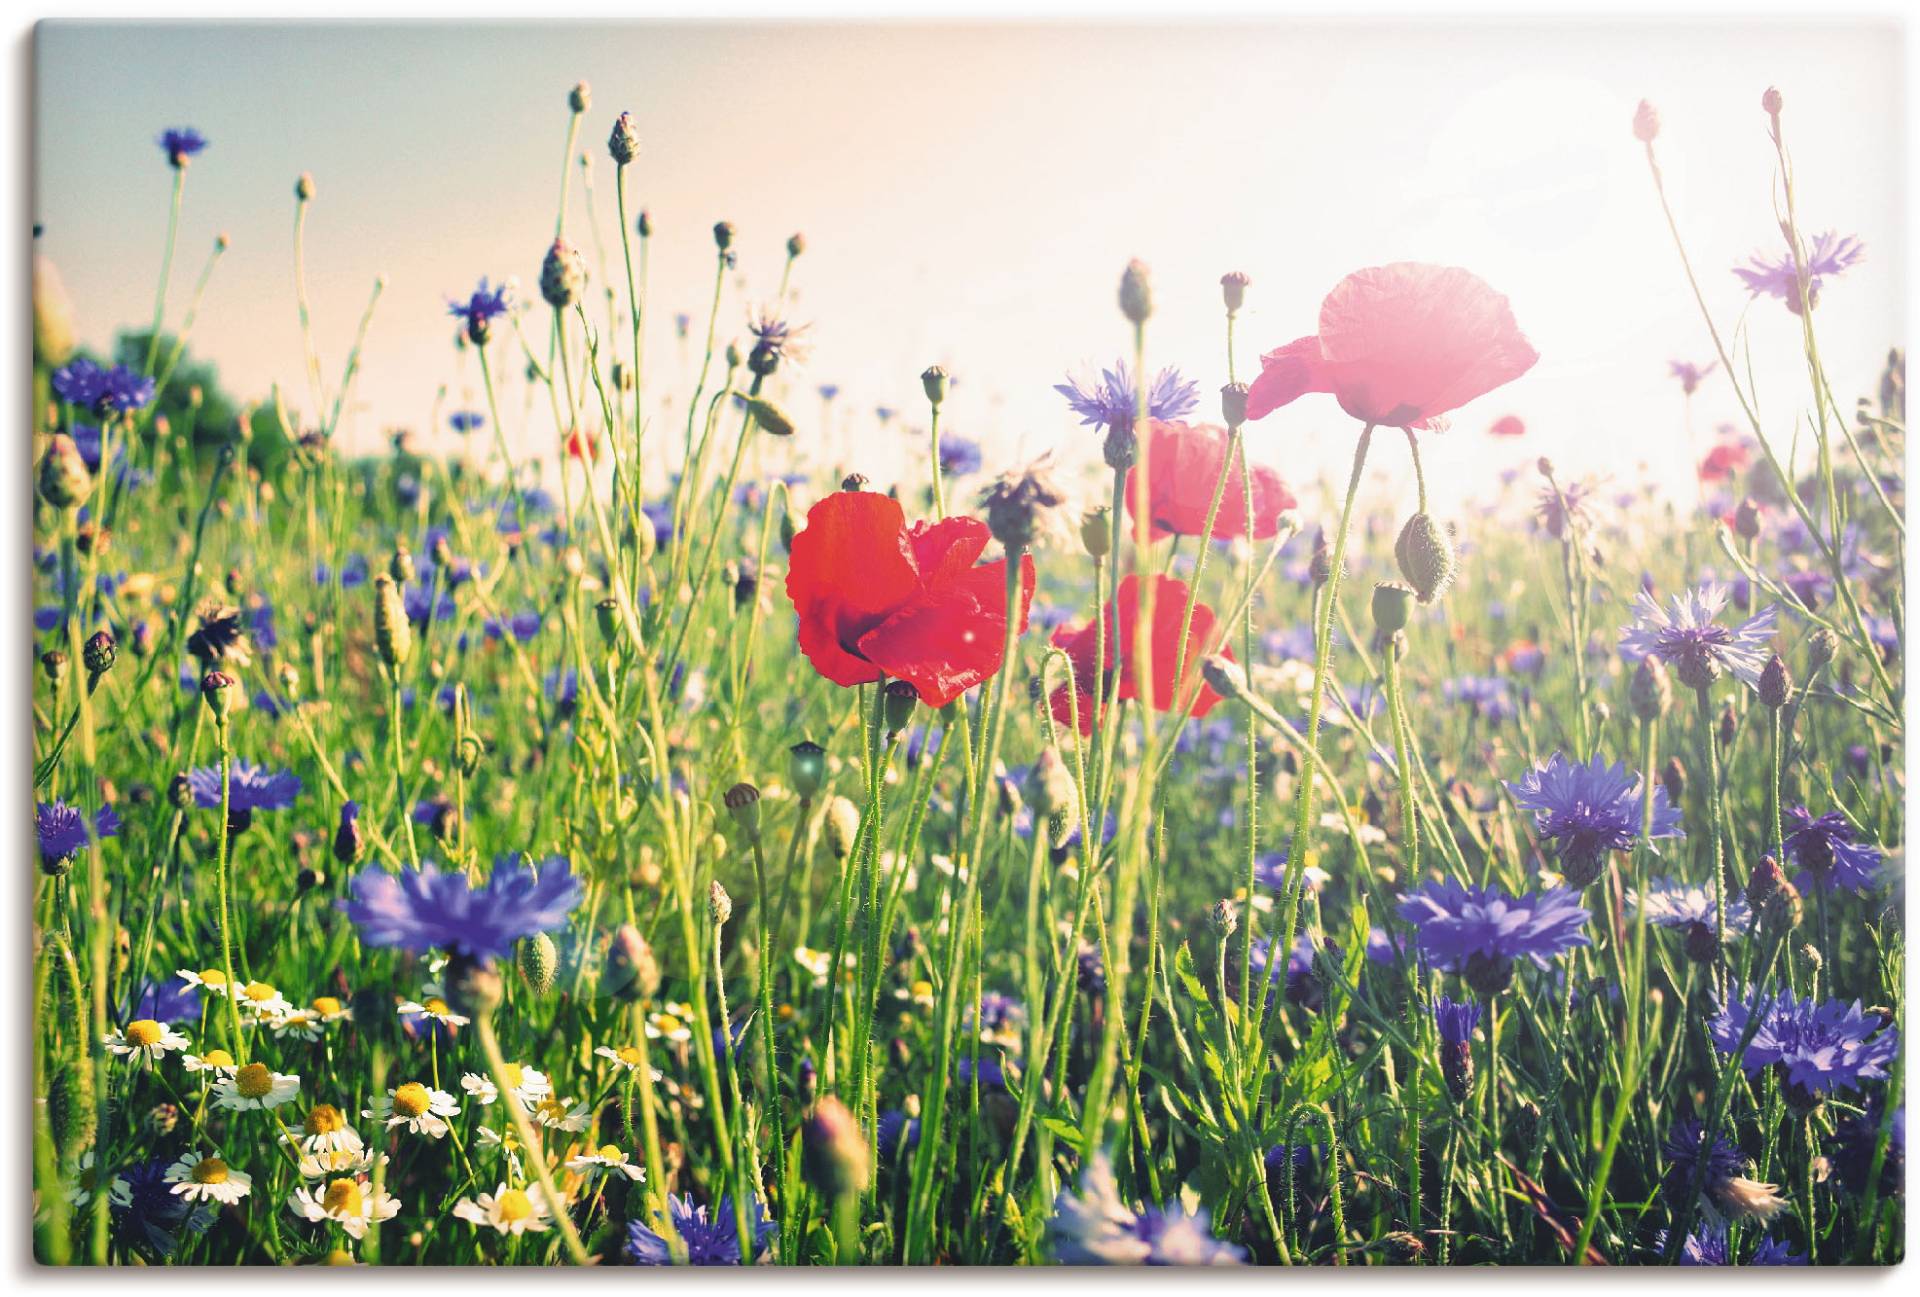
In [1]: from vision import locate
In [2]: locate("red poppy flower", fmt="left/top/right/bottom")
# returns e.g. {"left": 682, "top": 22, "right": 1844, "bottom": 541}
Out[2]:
{"left": 567, "top": 426, "right": 599, "bottom": 461}
{"left": 1047, "top": 574, "right": 1230, "bottom": 735}
{"left": 1488, "top": 414, "right": 1526, "bottom": 438}
{"left": 1245, "top": 263, "right": 1539, "bottom": 430}
{"left": 1126, "top": 420, "right": 1297, "bottom": 542}
{"left": 1697, "top": 443, "right": 1750, "bottom": 482}
{"left": 785, "top": 490, "right": 1036, "bottom": 707}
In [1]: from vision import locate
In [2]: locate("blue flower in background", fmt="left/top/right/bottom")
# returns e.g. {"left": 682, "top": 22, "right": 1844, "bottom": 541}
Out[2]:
{"left": 628, "top": 1193, "right": 774, "bottom": 1265}
{"left": 338, "top": 856, "right": 582, "bottom": 960}
{"left": 1733, "top": 230, "right": 1863, "bottom": 311}
{"left": 1634, "top": 876, "right": 1751, "bottom": 936}
{"left": 938, "top": 434, "right": 982, "bottom": 477}
{"left": 448, "top": 410, "right": 486, "bottom": 433}
{"left": 1050, "top": 1151, "right": 1245, "bottom": 1265}
{"left": 187, "top": 760, "right": 301, "bottom": 814}
{"left": 159, "top": 127, "right": 209, "bottom": 166}
{"left": 1782, "top": 806, "right": 1882, "bottom": 893}
{"left": 37, "top": 801, "right": 122, "bottom": 871}
{"left": 1709, "top": 987, "right": 1898, "bottom": 1101}
{"left": 1506, "top": 752, "right": 1682, "bottom": 887}
{"left": 1055, "top": 360, "right": 1199, "bottom": 434}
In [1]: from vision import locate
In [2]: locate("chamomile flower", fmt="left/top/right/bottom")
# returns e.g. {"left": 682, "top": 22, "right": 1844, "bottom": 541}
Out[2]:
{"left": 105, "top": 1019, "right": 191, "bottom": 1062}
{"left": 235, "top": 980, "right": 293, "bottom": 1019}
{"left": 530, "top": 1095, "right": 593, "bottom": 1132}
{"left": 645, "top": 1004, "right": 694, "bottom": 1043}
{"left": 593, "top": 1043, "right": 664, "bottom": 1081}
{"left": 308, "top": 995, "right": 353, "bottom": 1025}
{"left": 165, "top": 1152, "right": 253, "bottom": 1206}
{"left": 213, "top": 1061, "right": 302, "bottom": 1111}
{"left": 397, "top": 992, "right": 471, "bottom": 1029}
{"left": 177, "top": 967, "right": 234, "bottom": 995}
{"left": 65, "top": 1150, "right": 132, "bottom": 1209}
{"left": 182, "top": 1048, "right": 238, "bottom": 1075}
{"left": 459, "top": 1062, "right": 551, "bottom": 1108}
{"left": 893, "top": 980, "right": 936, "bottom": 1010}
{"left": 288, "top": 1177, "right": 401, "bottom": 1239}
{"left": 452, "top": 1182, "right": 557, "bottom": 1235}
{"left": 270, "top": 1009, "right": 327, "bottom": 1042}
{"left": 364, "top": 1082, "right": 460, "bottom": 1138}
{"left": 794, "top": 947, "right": 833, "bottom": 988}
{"left": 290, "top": 1143, "right": 382, "bottom": 1180}
{"left": 566, "top": 1144, "right": 646, "bottom": 1182}
{"left": 288, "top": 1104, "right": 363, "bottom": 1157}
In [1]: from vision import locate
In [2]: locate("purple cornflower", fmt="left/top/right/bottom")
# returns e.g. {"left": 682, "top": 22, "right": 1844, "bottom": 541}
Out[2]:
{"left": 1618, "top": 583, "right": 1777, "bottom": 690}
{"left": 1249, "top": 931, "right": 1322, "bottom": 1009}
{"left": 52, "top": 359, "right": 155, "bottom": 414}
{"left": 1751, "top": 1237, "right": 1807, "bottom": 1266}
{"left": 186, "top": 760, "right": 301, "bottom": 814}
{"left": 1443, "top": 674, "right": 1516, "bottom": 725}
{"left": 876, "top": 1109, "right": 922, "bottom": 1161}
{"left": 1733, "top": 231, "right": 1864, "bottom": 313}
{"left": 969, "top": 991, "right": 1027, "bottom": 1043}
{"left": 1671, "top": 1226, "right": 1731, "bottom": 1266}
{"left": 1535, "top": 478, "right": 1598, "bottom": 540}
{"left": 1669, "top": 359, "right": 1718, "bottom": 395}
{"left": 158, "top": 127, "right": 208, "bottom": 167}
{"left": 448, "top": 410, "right": 486, "bottom": 434}
{"left": 448, "top": 277, "right": 511, "bottom": 344}
{"left": 1396, "top": 879, "right": 1590, "bottom": 994}
{"left": 1433, "top": 994, "right": 1481, "bottom": 1046}
{"left": 1505, "top": 752, "right": 1683, "bottom": 888}
{"left": 817, "top": 383, "right": 840, "bottom": 400}
{"left": 938, "top": 433, "right": 983, "bottom": 477}
{"left": 1050, "top": 1152, "right": 1245, "bottom": 1265}
{"left": 1055, "top": 360, "right": 1200, "bottom": 434}
{"left": 36, "top": 801, "right": 122, "bottom": 870}
{"left": 1782, "top": 806, "right": 1882, "bottom": 893}
{"left": 1829, "top": 1101, "right": 1903, "bottom": 1199}
{"left": 1709, "top": 987, "right": 1899, "bottom": 1104}
{"left": 746, "top": 305, "right": 810, "bottom": 372}
{"left": 126, "top": 977, "right": 199, "bottom": 1026}
{"left": 627, "top": 1193, "right": 775, "bottom": 1265}
{"left": 1661, "top": 1118, "right": 1744, "bottom": 1206}
{"left": 957, "top": 1054, "right": 1007, "bottom": 1091}
{"left": 1633, "top": 876, "right": 1751, "bottom": 936}
{"left": 338, "top": 856, "right": 582, "bottom": 961}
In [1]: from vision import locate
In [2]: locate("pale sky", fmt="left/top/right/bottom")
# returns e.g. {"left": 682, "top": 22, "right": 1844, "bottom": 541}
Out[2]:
{"left": 33, "top": 19, "right": 1907, "bottom": 517}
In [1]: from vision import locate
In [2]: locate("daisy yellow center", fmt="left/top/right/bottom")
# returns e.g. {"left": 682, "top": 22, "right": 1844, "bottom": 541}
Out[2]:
{"left": 198, "top": 969, "right": 228, "bottom": 987}
{"left": 202, "top": 1049, "right": 235, "bottom": 1068}
{"left": 126, "top": 1019, "right": 165, "bottom": 1048}
{"left": 500, "top": 1062, "right": 524, "bottom": 1088}
{"left": 312, "top": 996, "right": 343, "bottom": 1016}
{"left": 234, "top": 1063, "right": 274, "bottom": 1099}
{"left": 911, "top": 980, "right": 933, "bottom": 999}
{"left": 536, "top": 1098, "right": 569, "bottom": 1122}
{"left": 191, "top": 1157, "right": 230, "bottom": 1184}
{"left": 392, "top": 1083, "right": 432, "bottom": 1118}
{"left": 615, "top": 1046, "right": 642, "bottom": 1067}
{"left": 324, "top": 1248, "right": 355, "bottom": 1266}
{"left": 244, "top": 981, "right": 278, "bottom": 1003}
{"left": 495, "top": 1188, "right": 534, "bottom": 1222}
{"left": 654, "top": 1014, "right": 683, "bottom": 1034}
{"left": 597, "top": 1144, "right": 623, "bottom": 1163}
{"left": 77, "top": 1167, "right": 98, "bottom": 1191}
{"left": 305, "top": 1104, "right": 345, "bottom": 1135}
{"left": 423, "top": 997, "right": 451, "bottom": 1016}
{"left": 322, "top": 1178, "right": 363, "bottom": 1217}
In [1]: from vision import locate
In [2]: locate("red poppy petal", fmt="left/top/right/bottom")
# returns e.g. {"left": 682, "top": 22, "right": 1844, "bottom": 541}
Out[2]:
{"left": 1049, "top": 683, "right": 1094, "bottom": 737}
{"left": 785, "top": 491, "right": 919, "bottom": 687}
{"left": 905, "top": 516, "right": 990, "bottom": 587}
{"left": 857, "top": 555, "right": 1035, "bottom": 709}
{"left": 1244, "top": 336, "right": 1333, "bottom": 422}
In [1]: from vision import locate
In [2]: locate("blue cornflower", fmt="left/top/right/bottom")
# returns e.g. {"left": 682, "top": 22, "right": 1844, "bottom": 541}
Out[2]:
{"left": 1634, "top": 876, "right": 1751, "bottom": 936}
{"left": 1751, "top": 1237, "right": 1808, "bottom": 1266}
{"left": 746, "top": 304, "right": 810, "bottom": 371}
{"left": 1782, "top": 806, "right": 1882, "bottom": 893}
{"left": 957, "top": 1054, "right": 1007, "bottom": 1091}
{"left": 186, "top": 760, "right": 301, "bottom": 814}
{"left": 938, "top": 433, "right": 983, "bottom": 477}
{"left": 1506, "top": 752, "right": 1684, "bottom": 887}
{"left": 115, "top": 1156, "right": 207, "bottom": 1255}
{"left": 1433, "top": 994, "right": 1481, "bottom": 1047}
{"left": 404, "top": 583, "right": 456, "bottom": 625}
{"left": 448, "top": 277, "right": 512, "bottom": 344}
{"left": 1660, "top": 1118, "right": 1744, "bottom": 1206}
{"left": 1050, "top": 1151, "right": 1245, "bottom": 1265}
{"left": 50, "top": 358, "right": 106, "bottom": 408}
{"left": 448, "top": 410, "right": 486, "bottom": 434}
{"left": 1535, "top": 478, "right": 1600, "bottom": 540}
{"left": 1733, "top": 231, "right": 1864, "bottom": 312}
{"left": 969, "top": 991, "right": 1027, "bottom": 1043}
{"left": 1671, "top": 1226, "right": 1731, "bottom": 1266}
{"left": 125, "top": 977, "right": 199, "bottom": 1026}
{"left": 1443, "top": 674, "right": 1516, "bottom": 725}
{"left": 1396, "top": 879, "right": 1590, "bottom": 994}
{"left": 37, "top": 801, "right": 121, "bottom": 871}
{"left": 628, "top": 1193, "right": 775, "bottom": 1264}
{"left": 817, "top": 383, "right": 840, "bottom": 400}
{"left": 1709, "top": 987, "right": 1899, "bottom": 1104}
{"left": 1055, "top": 360, "right": 1200, "bottom": 435}
{"left": 158, "top": 127, "right": 208, "bottom": 167}
{"left": 877, "top": 1109, "right": 921, "bottom": 1162}
{"left": 1619, "top": 582, "right": 1778, "bottom": 691}
{"left": 1249, "top": 931, "right": 1320, "bottom": 1007}
{"left": 640, "top": 499, "right": 676, "bottom": 546}
{"left": 338, "top": 856, "right": 582, "bottom": 961}
{"left": 1829, "top": 1100, "right": 1903, "bottom": 1199}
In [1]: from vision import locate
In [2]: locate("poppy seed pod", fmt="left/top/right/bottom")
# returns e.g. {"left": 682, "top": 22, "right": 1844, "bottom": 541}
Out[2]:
{"left": 1759, "top": 654, "right": 1793, "bottom": 709}
{"left": 594, "top": 597, "right": 621, "bottom": 646}
{"left": 880, "top": 680, "right": 918, "bottom": 737}
{"left": 802, "top": 1096, "right": 871, "bottom": 1198}
{"left": 1371, "top": 582, "right": 1414, "bottom": 635}
{"left": 37, "top": 434, "right": 91, "bottom": 508}
{"left": 789, "top": 741, "right": 827, "bottom": 801}
{"left": 841, "top": 472, "right": 868, "bottom": 492}
{"left": 920, "top": 365, "right": 949, "bottom": 406}
{"left": 723, "top": 782, "right": 762, "bottom": 840}
{"left": 607, "top": 111, "right": 639, "bottom": 165}
{"left": 1633, "top": 99, "right": 1660, "bottom": 144}
{"left": 200, "top": 669, "right": 237, "bottom": 723}
{"left": 568, "top": 81, "right": 591, "bottom": 113}
{"left": 372, "top": 575, "right": 412, "bottom": 671}
{"left": 1118, "top": 258, "right": 1152, "bottom": 324}
{"left": 824, "top": 796, "right": 861, "bottom": 860}
{"left": 786, "top": 231, "right": 806, "bottom": 258}
{"left": 604, "top": 924, "right": 661, "bottom": 1002}
{"left": 745, "top": 395, "right": 796, "bottom": 438}
{"left": 635, "top": 208, "right": 653, "bottom": 238}
{"left": 1394, "top": 512, "right": 1457, "bottom": 604}
{"left": 1629, "top": 656, "right": 1672, "bottom": 722}
{"left": 518, "top": 932, "right": 558, "bottom": 994}
{"left": 1220, "top": 271, "right": 1250, "bottom": 314}
{"left": 539, "top": 239, "right": 587, "bottom": 309}
{"left": 708, "top": 880, "right": 733, "bottom": 927}
{"left": 713, "top": 221, "right": 735, "bottom": 251}
{"left": 295, "top": 172, "right": 316, "bottom": 202}
{"left": 1080, "top": 506, "right": 1111, "bottom": 559}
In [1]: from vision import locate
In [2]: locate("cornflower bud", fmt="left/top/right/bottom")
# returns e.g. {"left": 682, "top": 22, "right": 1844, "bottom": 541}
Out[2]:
{"left": 1207, "top": 898, "right": 1239, "bottom": 938}
{"left": 1733, "top": 497, "right": 1762, "bottom": 541}
{"left": 708, "top": 880, "right": 733, "bottom": 927}
{"left": 920, "top": 365, "right": 949, "bottom": 406}
{"left": 1808, "top": 628, "right": 1838, "bottom": 671}
{"left": 744, "top": 395, "right": 795, "bottom": 438}
{"left": 980, "top": 457, "right": 1067, "bottom": 552}
{"left": 372, "top": 574, "right": 412, "bottom": 671}
{"left": 1118, "top": 258, "right": 1153, "bottom": 324}
{"left": 37, "top": 434, "right": 91, "bottom": 508}
{"left": 40, "top": 650, "right": 67, "bottom": 686}
{"left": 83, "top": 630, "right": 116, "bottom": 681}
{"left": 723, "top": 782, "right": 763, "bottom": 840}
{"left": 332, "top": 802, "right": 364, "bottom": 864}
{"left": 789, "top": 741, "right": 827, "bottom": 801}
{"left": 295, "top": 172, "right": 316, "bottom": 201}
{"left": 1220, "top": 271, "right": 1250, "bottom": 313}
{"left": 568, "top": 81, "right": 591, "bottom": 113}
{"left": 1200, "top": 654, "right": 1251, "bottom": 706}
{"left": 1661, "top": 756, "right": 1687, "bottom": 805}
{"left": 824, "top": 796, "right": 861, "bottom": 860}
{"left": 167, "top": 772, "right": 194, "bottom": 810}
{"left": 787, "top": 232, "right": 806, "bottom": 258}
{"left": 802, "top": 1096, "right": 871, "bottom": 1198}
{"left": 607, "top": 110, "right": 639, "bottom": 165}
{"left": 1630, "top": 656, "right": 1672, "bottom": 722}
{"left": 200, "top": 669, "right": 236, "bottom": 723}
{"left": 1746, "top": 855, "right": 1784, "bottom": 910}
{"left": 540, "top": 239, "right": 586, "bottom": 309}
{"left": 388, "top": 545, "right": 411, "bottom": 584}
{"left": 713, "top": 221, "right": 735, "bottom": 251}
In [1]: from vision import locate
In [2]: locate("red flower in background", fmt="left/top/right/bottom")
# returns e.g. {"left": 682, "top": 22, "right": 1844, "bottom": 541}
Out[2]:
{"left": 1048, "top": 574, "right": 1230, "bottom": 735}
{"left": 566, "top": 426, "right": 599, "bottom": 461}
{"left": 1127, "top": 420, "right": 1297, "bottom": 542}
{"left": 1697, "top": 442, "right": 1750, "bottom": 482}
{"left": 786, "top": 491, "right": 1036, "bottom": 707}
{"left": 1488, "top": 414, "right": 1527, "bottom": 438}
{"left": 1245, "top": 263, "right": 1539, "bottom": 430}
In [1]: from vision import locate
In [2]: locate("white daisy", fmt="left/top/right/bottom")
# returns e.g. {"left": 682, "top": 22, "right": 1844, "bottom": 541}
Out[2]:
{"left": 593, "top": 1044, "right": 664, "bottom": 1082}
{"left": 565, "top": 1143, "right": 646, "bottom": 1182}
{"left": 234, "top": 980, "right": 293, "bottom": 1019}
{"left": 458, "top": 1062, "right": 551, "bottom": 1109}
{"left": 529, "top": 1095, "right": 592, "bottom": 1132}
{"left": 364, "top": 1082, "right": 460, "bottom": 1138}
{"left": 644, "top": 1004, "right": 694, "bottom": 1043}
{"left": 308, "top": 995, "right": 354, "bottom": 1024}
{"left": 269, "top": 1009, "right": 326, "bottom": 1042}
{"left": 164, "top": 1152, "right": 253, "bottom": 1205}
{"left": 287, "top": 1177, "right": 401, "bottom": 1240}
{"left": 176, "top": 967, "right": 235, "bottom": 995}
{"left": 452, "top": 1183, "right": 557, "bottom": 1235}
{"left": 892, "top": 980, "right": 935, "bottom": 1010}
{"left": 182, "top": 1048, "right": 239, "bottom": 1075}
{"left": 65, "top": 1150, "right": 132, "bottom": 1209}
{"left": 213, "top": 1062, "right": 301, "bottom": 1111}
{"left": 398, "top": 993, "right": 470, "bottom": 1029}
{"left": 104, "top": 1019, "right": 191, "bottom": 1062}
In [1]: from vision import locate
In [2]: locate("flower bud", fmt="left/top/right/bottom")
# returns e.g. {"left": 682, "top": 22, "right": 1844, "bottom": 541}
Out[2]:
{"left": 1220, "top": 271, "right": 1250, "bottom": 314}
{"left": 604, "top": 924, "right": 661, "bottom": 1002}
{"left": 37, "top": 434, "right": 91, "bottom": 508}
{"left": 745, "top": 395, "right": 796, "bottom": 438}
{"left": 1756, "top": 653, "right": 1792, "bottom": 710}
{"left": 789, "top": 740, "right": 827, "bottom": 801}
{"left": 1118, "top": 258, "right": 1152, "bottom": 324}
{"left": 712, "top": 221, "right": 735, "bottom": 251}
{"left": 1024, "top": 747, "right": 1077, "bottom": 819}
{"left": 981, "top": 458, "right": 1067, "bottom": 552}
{"left": 708, "top": 880, "right": 733, "bottom": 927}
{"left": 824, "top": 796, "right": 861, "bottom": 860}
{"left": 1371, "top": 582, "right": 1414, "bottom": 635}
{"left": 1102, "top": 425, "right": 1137, "bottom": 471}
{"left": 723, "top": 782, "right": 762, "bottom": 840}
{"left": 785, "top": 231, "right": 806, "bottom": 258}
{"left": 1629, "top": 656, "right": 1672, "bottom": 722}
{"left": 920, "top": 365, "right": 949, "bottom": 406}
{"left": 1309, "top": 531, "right": 1336, "bottom": 587}
{"left": 1632, "top": 99, "right": 1660, "bottom": 144}
{"left": 1200, "top": 654, "right": 1250, "bottom": 706}
{"left": 295, "top": 172, "right": 316, "bottom": 202}
{"left": 568, "top": 81, "right": 591, "bottom": 113}
{"left": 333, "top": 801, "right": 364, "bottom": 864}
{"left": 1733, "top": 497, "right": 1762, "bottom": 541}
{"left": 372, "top": 575, "right": 412, "bottom": 671}
{"left": 167, "top": 772, "right": 195, "bottom": 811}
{"left": 1080, "top": 506, "right": 1111, "bottom": 559}
{"left": 802, "top": 1096, "right": 871, "bottom": 1198}
{"left": 40, "top": 650, "right": 68, "bottom": 686}
{"left": 1746, "top": 854, "right": 1784, "bottom": 910}
{"left": 841, "top": 472, "right": 868, "bottom": 492}
{"left": 1683, "top": 919, "right": 1719, "bottom": 965}
{"left": 1808, "top": 628, "right": 1837, "bottom": 672}
{"left": 200, "top": 669, "right": 236, "bottom": 723}
{"left": 539, "top": 239, "right": 587, "bottom": 309}
{"left": 1207, "top": 898, "right": 1239, "bottom": 938}
{"left": 1661, "top": 756, "right": 1687, "bottom": 805}
{"left": 882, "top": 680, "right": 919, "bottom": 736}
{"left": 1761, "top": 86, "right": 1783, "bottom": 117}
{"left": 83, "top": 630, "right": 116, "bottom": 680}
{"left": 1394, "top": 512, "right": 1457, "bottom": 604}
{"left": 607, "top": 111, "right": 639, "bottom": 165}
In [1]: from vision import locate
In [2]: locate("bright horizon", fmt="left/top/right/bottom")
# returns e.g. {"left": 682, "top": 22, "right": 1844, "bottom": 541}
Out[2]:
{"left": 34, "top": 18, "right": 1907, "bottom": 518}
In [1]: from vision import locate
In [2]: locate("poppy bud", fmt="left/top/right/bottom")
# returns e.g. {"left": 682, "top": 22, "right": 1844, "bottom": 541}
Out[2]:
{"left": 1683, "top": 919, "right": 1719, "bottom": 965}
{"left": 841, "top": 473, "right": 868, "bottom": 492}
{"left": 779, "top": 510, "right": 797, "bottom": 553}
{"left": 1463, "top": 951, "right": 1513, "bottom": 998}
{"left": 540, "top": 239, "right": 587, "bottom": 309}
{"left": 996, "top": 767, "right": 1023, "bottom": 817}
{"left": 785, "top": 231, "right": 806, "bottom": 258}
{"left": 873, "top": 682, "right": 915, "bottom": 738}
{"left": 1199, "top": 654, "right": 1250, "bottom": 707}
{"left": 708, "top": 880, "right": 733, "bottom": 927}
{"left": 37, "top": 434, "right": 91, "bottom": 508}
{"left": 745, "top": 395, "right": 796, "bottom": 438}
{"left": 568, "top": 81, "right": 591, "bottom": 113}
{"left": 789, "top": 740, "right": 827, "bottom": 801}
{"left": 1371, "top": 581, "right": 1414, "bottom": 635}
{"left": 1656, "top": 761, "right": 1687, "bottom": 812}
{"left": 607, "top": 110, "right": 639, "bottom": 165}
{"left": 605, "top": 923, "right": 661, "bottom": 1002}
{"left": 594, "top": 597, "right": 621, "bottom": 646}
{"left": 1024, "top": 748, "right": 1077, "bottom": 819}
{"left": 1080, "top": 506, "right": 1111, "bottom": 559}
{"left": 83, "top": 630, "right": 116, "bottom": 680}
{"left": 920, "top": 365, "right": 949, "bottom": 406}
{"left": 1761, "top": 86, "right": 1783, "bottom": 117}
{"left": 1207, "top": 898, "right": 1239, "bottom": 937}
{"left": 333, "top": 802, "right": 364, "bottom": 864}
{"left": 200, "top": 669, "right": 236, "bottom": 723}
{"left": 1632, "top": 98, "right": 1660, "bottom": 144}
{"left": 372, "top": 575, "right": 412, "bottom": 671}
{"left": 1220, "top": 271, "right": 1250, "bottom": 314}
{"left": 824, "top": 796, "right": 861, "bottom": 860}
{"left": 723, "top": 782, "right": 762, "bottom": 840}
{"left": 1117, "top": 258, "right": 1152, "bottom": 324}
{"left": 1733, "top": 497, "right": 1762, "bottom": 541}
{"left": 713, "top": 221, "right": 735, "bottom": 251}
{"left": 802, "top": 1096, "right": 871, "bottom": 1198}
{"left": 1630, "top": 656, "right": 1672, "bottom": 722}
{"left": 1394, "top": 512, "right": 1457, "bottom": 604}
{"left": 1220, "top": 381, "right": 1249, "bottom": 428}
{"left": 519, "top": 932, "right": 558, "bottom": 994}
{"left": 1808, "top": 628, "right": 1837, "bottom": 671}
{"left": 296, "top": 172, "right": 316, "bottom": 202}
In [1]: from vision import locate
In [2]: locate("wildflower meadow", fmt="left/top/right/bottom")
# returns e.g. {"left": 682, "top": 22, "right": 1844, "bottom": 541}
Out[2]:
{"left": 26, "top": 33, "right": 1907, "bottom": 1269}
